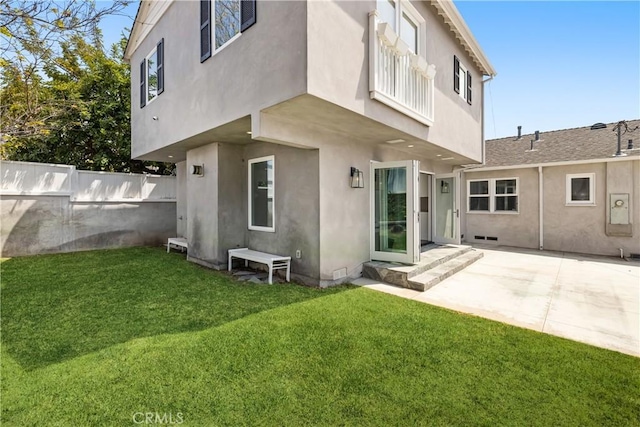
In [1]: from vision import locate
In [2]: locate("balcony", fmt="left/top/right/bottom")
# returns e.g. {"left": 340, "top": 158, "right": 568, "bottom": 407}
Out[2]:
{"left": 369, "top": 10, "right": 436, "bottom": 126}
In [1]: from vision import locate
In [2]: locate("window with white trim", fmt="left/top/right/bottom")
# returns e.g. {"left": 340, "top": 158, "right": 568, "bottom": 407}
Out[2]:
{"left": 140, "top": 39, "right": 164, "bottom": 108}
{"left": 454, "top": 55, "right": 472, "bottom": 105}
{"left": 377, "top": 0, "right": 423, "bottom": 54}
{"left": 467, "top": 178, "right": 518, "bottom": 213}
{"left": 200, "top": 0, "right": 256, "bottom": 62}
{"left": 248, "top": 155, "right": 275, "bottom": 232}
{"left": 566, "top": 173, "right": 595, "bottom": 205}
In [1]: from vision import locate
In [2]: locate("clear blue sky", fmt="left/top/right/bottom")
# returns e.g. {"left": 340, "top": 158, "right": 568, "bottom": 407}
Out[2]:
{"left": 99, "top": 1, "right": 640, "bottom": 139}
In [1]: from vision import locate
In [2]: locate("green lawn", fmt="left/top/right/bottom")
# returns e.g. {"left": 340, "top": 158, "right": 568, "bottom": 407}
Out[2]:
{"left": 2, "top": 248, "right": 638, "bottom": 426}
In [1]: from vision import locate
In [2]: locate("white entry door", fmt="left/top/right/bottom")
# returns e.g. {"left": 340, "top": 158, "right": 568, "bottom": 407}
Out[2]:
{"left": 433, "top": 173, "right": 460, "bottom": 244}
{"left": 370, "top": 160, "right": 420, "bottom": 264}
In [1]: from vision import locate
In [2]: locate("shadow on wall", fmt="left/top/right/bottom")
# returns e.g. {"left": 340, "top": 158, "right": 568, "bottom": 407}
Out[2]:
{"left": 0, "top": 197, "right": 177, "bottom": 257}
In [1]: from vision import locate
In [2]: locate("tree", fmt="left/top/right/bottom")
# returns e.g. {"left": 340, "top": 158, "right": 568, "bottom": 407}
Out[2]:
{"left": 1, "top": 1, "right": 172, "bottom": 173}
{"left": 1, "top": 0, "right": 130, "bottom": 139}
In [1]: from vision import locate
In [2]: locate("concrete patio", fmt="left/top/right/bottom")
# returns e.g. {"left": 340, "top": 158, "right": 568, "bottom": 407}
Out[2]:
{"left": 354, "top": 245, "right": 640, "bottom": 357}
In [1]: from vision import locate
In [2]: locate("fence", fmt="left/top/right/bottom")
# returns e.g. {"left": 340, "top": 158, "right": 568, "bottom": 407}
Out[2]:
{"left": 1, "top": 160, "right": 177, "bottom": 257}
{"left": 1, "top": 160, "right": 176, "bottom": 200}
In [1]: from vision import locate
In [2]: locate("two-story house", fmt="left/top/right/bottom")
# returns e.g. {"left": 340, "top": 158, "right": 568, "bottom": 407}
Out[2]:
{"left": 124, "top": 0, "right": 496, "bottom": 286}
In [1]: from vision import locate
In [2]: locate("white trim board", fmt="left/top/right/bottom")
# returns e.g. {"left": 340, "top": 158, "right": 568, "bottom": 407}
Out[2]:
{"left": 464, "top": 155, "right": 640, "bottom": 173}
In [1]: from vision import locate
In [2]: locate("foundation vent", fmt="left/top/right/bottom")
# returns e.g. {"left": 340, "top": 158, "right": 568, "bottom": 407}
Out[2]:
{"left": 486, "top": 236, "right": 498, "bottom": 241}
{"left": 332, "top": 268, "right": 347, "bottom": 280}
{"left": 474, "top": 235, "right": 486, "bottom": 240}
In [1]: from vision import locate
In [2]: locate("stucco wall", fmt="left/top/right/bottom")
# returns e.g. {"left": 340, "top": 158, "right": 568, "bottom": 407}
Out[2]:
{"left": 130, "top": 1, "right": 308, "bottom": 160}
{"left": 242, "top": 143, "right": 321, "bottom": 282}
{"left": 1, "top": 196, "right": 176, "bottom": 257}
{"left": 183, "top": 141, "right": 321, "bottom": 282}
{"left": 185, "top": 143, "right": 219, "bottom": 267}
{"left": 317, "top": 137, "right": 440, "bottom": 285}
{"left": 175, "top": 161, "right": 187, "bottom": 237}
{"left": 463, "top": 160, "right": 640, "bottom": 257}
{"left": 543, "top": 161, "right": 639, "bottom": 256}
{"left": 306, "top": 0, "right": 484, "bottom": 162}
{"left": 463, "top": 168, "right": 540, "bottom": 249}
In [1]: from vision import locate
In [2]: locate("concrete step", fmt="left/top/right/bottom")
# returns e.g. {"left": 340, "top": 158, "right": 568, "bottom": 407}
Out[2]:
{"left": 406, "top": 250, "right": 484, "bottom": 291}
{"left": 362, "top": 245, "right": 473, "bottom": 289}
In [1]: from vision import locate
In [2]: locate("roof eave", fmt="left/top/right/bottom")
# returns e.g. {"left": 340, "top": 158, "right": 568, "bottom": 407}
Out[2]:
{"left": 123, "top": 0, "right": 144, "bottom": 62}
{"left": 430, "top": 0, "right": 497, "bottom": 77}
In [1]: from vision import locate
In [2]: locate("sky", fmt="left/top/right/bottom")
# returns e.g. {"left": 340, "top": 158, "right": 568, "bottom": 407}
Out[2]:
{"left": 99, "top": 0, "right": 640, "bottom": 139}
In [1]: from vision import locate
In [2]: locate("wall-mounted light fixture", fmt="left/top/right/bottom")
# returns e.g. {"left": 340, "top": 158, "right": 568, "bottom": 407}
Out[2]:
{"left": 191, "top": 164, "right": 204, "bottom": 176}
{"left": 440, "top": 180, "right": 450, "bottom": 193}
{"left": 350, "top": 167, "right": 364, "bottom": 188}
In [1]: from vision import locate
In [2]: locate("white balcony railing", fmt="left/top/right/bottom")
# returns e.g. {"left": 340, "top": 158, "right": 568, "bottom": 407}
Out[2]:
{"left": 369, "top": 10, "right": 436, "bottom": 126}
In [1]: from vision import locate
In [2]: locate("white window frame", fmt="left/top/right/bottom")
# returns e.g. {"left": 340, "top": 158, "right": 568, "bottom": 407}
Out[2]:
{"left": 378, "top": 0, "right": 425, "bottom": 55}
{"left": 467, "top": 179, "right": 490, "bottom": 212}
{"left": 248, "top": 155, "right": 275, "bottom": 232}
{"left": 566, "top": 173, "right": 595, "bottom": 206}
{"left": 467, "top": 177, "right": 519, "bottom": 214}
{"left": 213, "top": 0, "right": 242, "bottom": 55}
{"left": 145, "top": 46, "right": 158, "bottom": 105}
{"left": 458, "top": 62, "right": 468, "bottom": 102}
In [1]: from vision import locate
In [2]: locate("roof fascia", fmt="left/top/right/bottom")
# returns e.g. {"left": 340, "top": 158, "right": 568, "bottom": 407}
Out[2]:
{"left": 464, "top": 155, "right": 640, "bottom": 172}
{"left": 124, "top": 0, "right": 174, "bottom": 62}
{"left": 430, "top": 0, "right": 496, "bottom": 77}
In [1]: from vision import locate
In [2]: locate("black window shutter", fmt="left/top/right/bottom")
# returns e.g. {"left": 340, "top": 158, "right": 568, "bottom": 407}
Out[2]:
{"left": 200, "top": 0, "right": 211, "bottom": 62}
{"left": 467, "top": 73, "right": 472, "bottom": 105}
{"left": 157, "top": 38, "right": 164, "bottom": 95}
{"left": 140, "top": 59, "right": 146, "bottom": 108}
{"left": 453, "top": 55, "right": 460, "bottom": 94}
{"left": 241, "top": 0, "right": 256, "bottom": 32}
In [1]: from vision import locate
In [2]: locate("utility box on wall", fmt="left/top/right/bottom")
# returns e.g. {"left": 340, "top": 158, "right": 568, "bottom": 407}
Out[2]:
{"left": 606, "top": 193, "right": 632, "bottom": 237}
{"left": 610, "top": 193, "right": 630, "bottom": 225}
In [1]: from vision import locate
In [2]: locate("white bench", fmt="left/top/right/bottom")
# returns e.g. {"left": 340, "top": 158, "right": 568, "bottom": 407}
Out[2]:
{"left": 228, "top": 248, "right": 291, "bottom": 284}
{"left": 167, "top": 237, "right": 188, "bottom": 253}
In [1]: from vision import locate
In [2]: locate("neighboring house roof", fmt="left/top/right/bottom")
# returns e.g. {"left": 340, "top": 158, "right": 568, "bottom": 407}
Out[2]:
{"left": 482, "top": 119, "right": 640, "bottom": 168}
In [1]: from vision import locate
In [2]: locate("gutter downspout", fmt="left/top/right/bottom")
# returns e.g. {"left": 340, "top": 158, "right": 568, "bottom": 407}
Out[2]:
{"left": 481, "top": 75, "right": 495, "bottom": 165}
{"left": 538, "top": 166, "right": 543, "bottom": 250}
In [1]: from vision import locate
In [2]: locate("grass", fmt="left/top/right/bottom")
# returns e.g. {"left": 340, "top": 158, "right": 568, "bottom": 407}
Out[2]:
{"left": 2, "top": 247, "right": 639, "bottom": 426}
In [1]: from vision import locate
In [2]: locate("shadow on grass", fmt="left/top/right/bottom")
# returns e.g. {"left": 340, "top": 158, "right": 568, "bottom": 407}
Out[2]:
{"left": 1, "top": 247, "right": 353, "bottom": 370}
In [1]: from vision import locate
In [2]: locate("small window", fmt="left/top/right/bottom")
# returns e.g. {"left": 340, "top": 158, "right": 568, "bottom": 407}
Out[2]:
{"left": 248, "top": 156, "right": 275, "bottom": 232}
{"left": 495, "top": 179, "right": 518, "bottom": 212}
{"left": 467, "top": 178, "right": 518, "bottom": 213}
{"left": 454, "top": 56, "right": 472, "bottom": 105}
{"left": 201, "top": 0, "right": 256, "bottom": 61}
{"left": 146, "top": 48, "right": 158, "bottom": 103}
{"left": 140, "top": 39, "right": 165, "bottom": 108}
{"left": 566, "top": 173, "right": 595, "bottom": 205}
{"left": 468, "top": 180, "right": 489, "bottom": 212}
{"left": 215, "top": 0, "right": 240, "bottom": 50}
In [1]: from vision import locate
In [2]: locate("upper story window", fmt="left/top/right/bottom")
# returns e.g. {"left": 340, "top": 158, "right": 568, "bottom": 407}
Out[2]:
{"left": 215, "top": 0, "right": 240, "bottom": 49}
{"left": 377, "top": 0, "right": 422, "bottom": 54}
{"left": 140, "top": 39, "right": 164, "bottom": 108}
{"left": 468, "top": 178, "right": 518, "bottom": 213}
{"left": 200, "top": 0, "right": 257, "bottom": 62}
{"left": 454, "top": 55, "right": 472, "bottom": 105}
{"left": 566, "top": 173, "right": 595, "bottom": 205}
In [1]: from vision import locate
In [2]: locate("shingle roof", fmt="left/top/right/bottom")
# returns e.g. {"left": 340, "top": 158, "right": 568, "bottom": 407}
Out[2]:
{"left": 483, "top": 119, "right": 640, "bottom": 167}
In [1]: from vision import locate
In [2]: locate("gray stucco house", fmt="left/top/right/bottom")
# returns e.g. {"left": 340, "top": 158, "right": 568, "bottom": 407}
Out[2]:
{"left": 463, "top": 120, "right": 640, "bottom": 258}
{"left": 125, "top": 0, "right": 496, "bottom": 286}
